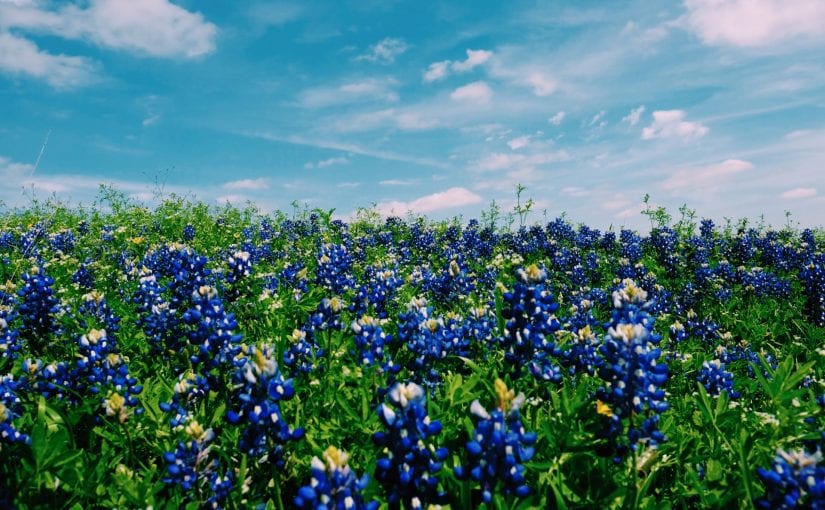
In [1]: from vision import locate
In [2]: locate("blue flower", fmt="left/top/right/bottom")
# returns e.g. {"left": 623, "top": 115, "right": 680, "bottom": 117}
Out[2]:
{"left": 0, "top": 375, "right": 30, "bottom": 446}
{"left": 373, "top": 382, "right": 448, "bottom": 508}
{"left": 17, "top": 267, "right": 62, "bottom": 354}
{"left": 595, "top": 279, "right": 668, "bottom": 462}
{"left": 227, "top": 344, "right": 304, "bottom": 467}
{"left": 698, "top": 359, "right": 740, "bottom": 399}
{"left": 756, "top": 448, "right": 824, "bottom": 509}
{"left": 455, "top": 379, "right": 536, "bottom": 503}
{"left": 294, "top": 446, "right": 378, "bottom": 510}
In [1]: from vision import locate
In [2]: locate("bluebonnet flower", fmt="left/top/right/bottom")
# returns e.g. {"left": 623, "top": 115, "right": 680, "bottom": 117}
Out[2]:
{"left": 22, "top": 358, "right": 73, "bottom": 400}
{"left": 294, "top": 446, "right": 378, "bottom": 510}
{"left": 421, "top": 255, "right": 476, "bottom": 307}
{"left": 280, "top": 262, "right": 309, "bottom": 301}
{"left": 756, "top": 448, "right": 824, "bottom": 509}
{"left": 49, "top": 229, "right": 76, "bottom": 254}
{"left": 351, "top": 315, "right": 394, "bottom": 370}
{"left": 316, "top": 243, "right": 355, "bottom": 295}
{"left": 0, "top": 375, "right": 30, "bottom": 446}
{"left": 740, "top": 267, "right": 791, "bottom": 299}
{"left": 227, "top": 344, "right": 304, "bottom": 467}
{"left": 500, "top": 265, "right": 563, "bottom": 383}
{"left": 397, "top": 299, "right": 470, "bottom": 388}
{"left": 163, "top": 420, "right": 234, "bottom": 509}
{"left": 0, "top": 302, "right": 21, "bottom": 363}
{"left": 306, "top": 296, "right": 346, "bottom": 332}
{"left": 182, "top": 285, "right": 242, "bottom": 376}
{"left": 455, "top": 379, "right": 537, "bottom": 503}
{"left": 73, "top": 328, "right": 143, "bottom": 415}
{"left": 71, "top": 260, "right": 96, "bottom": 290}
{"left": 0, "top": 231, "right": 16, "bottom": 251}
{"left": 350, "top": 266, "right": 403, "bottom": 319}
{"left": 801, "top": 254, "right": 825, "bottom": 327}
{"left": 79, "top": 290, "right": 121, "bottom": 337}
{"left": 182, "top": 224, "right": 196, "bottom": 241}
{"left": 595, "top": 279, "right": 669, "bottom": 462}
{"left": 159, "top": 370, "right": 211, "bottom": 430}
{"left": 284, "top": 328, "right": 324, "bottom": 375}
{"left": 134, "top": 267, "right": 183, "bottom": 354}
{"left": 373, "top": 382, "right": 448, "bottom": 509}
{"left": 697, "top": 359, "right": 740, "bottom": 398}
{"left": 17, "top": 266, "right": 62, "bottom": 354}
{"left": 225, "top": 250, "right": 252, "bottom": 284}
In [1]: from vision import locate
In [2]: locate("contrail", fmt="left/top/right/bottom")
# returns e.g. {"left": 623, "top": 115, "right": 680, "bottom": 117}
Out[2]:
{"left": 31, "top": 128, "right": 52, "bottom": 177}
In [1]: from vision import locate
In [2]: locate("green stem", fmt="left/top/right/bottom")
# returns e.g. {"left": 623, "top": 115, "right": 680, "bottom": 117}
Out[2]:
{"left": 274, "top": 473, "right": 285, "bottom": 510}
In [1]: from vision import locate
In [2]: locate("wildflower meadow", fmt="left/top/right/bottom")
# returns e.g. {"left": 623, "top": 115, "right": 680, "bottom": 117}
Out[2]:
{"left": 0, "top": 192, "right": 822, "bottom": 509}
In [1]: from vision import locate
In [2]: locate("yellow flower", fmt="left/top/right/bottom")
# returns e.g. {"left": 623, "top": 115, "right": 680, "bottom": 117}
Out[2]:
{"left": 596, "top": 400, "right": 613, "bottom": 417}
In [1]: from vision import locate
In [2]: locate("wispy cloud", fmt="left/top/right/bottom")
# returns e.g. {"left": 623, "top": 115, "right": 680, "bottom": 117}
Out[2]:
{"left": 299, "top": 78, "right": 399, "bottom": 108}
{"left": 248, "top": 132, "right": 451, "bottom": 169}
{"left": 780, "top": 187, "right": 817, "bottom": 199}
{"left": 662, "top": 158, "right": 753, "bottom": 194}
{"left": 423, "top": 49, "right": 492, "bottom": 82}
{"left": 305, "top": 156, "right": 348, "bottom": 169}
{"left": 379, "top": 179, "right": 418, "bottom": 186}
{"left": 450, "top": 81, "right": 493, "bottom": 104}
{"left": 223, "top": 178, "right": 270, "bottom": 190}
{"left": 355, "top": 37, "right": 409, "bottom": 64}
{"left": 375, "top": 187, "right": 482, "bottom": 215}
{"left": 548, "top": 111, "right": 566, "bottom": 125}
{"left": 641, "top": 110, "right": 708, "bottom": 141}
{"left": 622, "top": 105, "right": 646, "bottom": 126}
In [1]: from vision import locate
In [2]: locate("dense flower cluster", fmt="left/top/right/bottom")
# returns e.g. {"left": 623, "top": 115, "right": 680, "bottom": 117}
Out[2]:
{"left": 698, "top": 359, "right": 740, "bottom": 398}
{"left": 227, "top": 344, "right": 304, "bottom": 467}
{"left": 595, "top": 279, "right": 669, "bottom": 461}
{"left": 0, "top": 375, "right": 30, "bottom": 447}
{"left": 455, "top": 379, "right": 537, "bottom": 503}
{"left": 755, "top": 448, "right": 824, "bottom": 509}
{"left": 294, "top": 446, "right": 378, "bottom": 510}
{"left": 373, "top": 382, "right": 448, "bottom": 508}
{"left": 17, "top": 267, "right": 61, "bottom": 354}
{"left": 500, "top": 264, "right": 563, "bottom": 382}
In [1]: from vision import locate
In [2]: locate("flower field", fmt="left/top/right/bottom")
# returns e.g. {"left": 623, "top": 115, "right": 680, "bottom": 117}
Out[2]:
{"left": 0, "top": 197, "right": 822, "bottom": 509}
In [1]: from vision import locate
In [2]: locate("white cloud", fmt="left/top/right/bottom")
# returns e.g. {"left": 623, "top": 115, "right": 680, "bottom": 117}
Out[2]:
{"left": 299, "top": 78, "right": 399, "bottom": 108}
{"left": 216, "top": 194, "right": 248, "bottom": 205}
{"left": 561, "top": 186, "right": 590, "bottom": 197}
{"left": 662, "top": 158, "right": 753, "bottom": 193}
{"left": 682, "top": 0, "right": 825, "bottom": 48}
{"left": 380, "top": 179, "right": 418, "bottom": 186}
{"left": 475, "top": 152, "right": 524, "bottom": 172}
{"left": 0, "top": 0, "right": 217, "bottom": 59}
{"left": 519, "top": 71, "right": 557, "bottom": 96}
{"left": 304, "top": 156, "right": 348, "bottom": 169}
{"left": 355, "top": 37, "right": 409, "bottom": 64}
{"left": 450, "top": 81, "right": 493, "bottom": 104}
{"left": 507, "top": 135, "right": 531, "bottom": 150}
{"left": 0, "top": 31, "right": 98, "bottom": 88}
{"left": 589, "top": 110, "right": 606, "bottom": 126}
{"left": 336, "top": 182, "right": 360, "bottom": 188}
{"left": 780, "top": 187, "right": 817, "bottom": 198}
{"left": 375, "top": 187, "right": 482, "bottom": 216}
{"left": 473, "top": 149, "right": 570, "bottom": 172}
{"left": 622, "top": 105, "right": 645, "bottom": 126}
{"left": 548, "top": 111, "right": 566, "bottom": 125}
{"left": 142, "top": 114, "right": 160, "bottom": 127}
{"left": 641, "top": 110, "right": 708, "bottom": 140}
{"left": 423, "top": 49, "right": 492, "bottom": 82}
{"left": 423, "top": 60, "right": 450, "bottom": 82}
{"left": 0, "top": 155, "right": 33, "bottom": 180}
{"left": 223, "top": 178, "right": 270, "bottom": 191}
{"left": 451, "top": 49, "right": 493, "bottom": 72}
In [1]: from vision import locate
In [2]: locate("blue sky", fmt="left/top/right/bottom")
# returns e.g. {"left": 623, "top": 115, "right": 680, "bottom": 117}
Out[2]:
{"left": 1, "top": 0, "right": 823, "bottom": 230}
